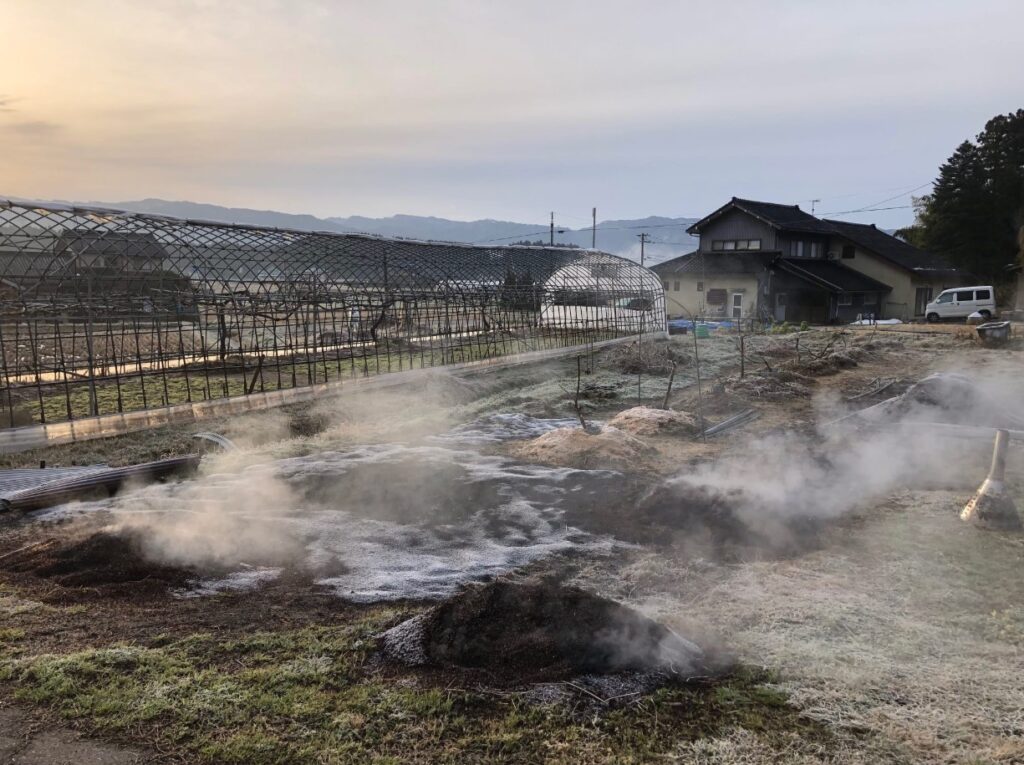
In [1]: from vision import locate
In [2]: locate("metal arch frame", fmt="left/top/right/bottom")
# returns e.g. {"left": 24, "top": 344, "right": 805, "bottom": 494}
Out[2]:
{"left": 0, "top": 198, "right": 665, "bottom": 430}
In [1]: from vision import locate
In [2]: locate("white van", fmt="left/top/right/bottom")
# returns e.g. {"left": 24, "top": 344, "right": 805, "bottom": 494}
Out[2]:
{"left": 925, "top": 286, "right": 996, "bottom": 322}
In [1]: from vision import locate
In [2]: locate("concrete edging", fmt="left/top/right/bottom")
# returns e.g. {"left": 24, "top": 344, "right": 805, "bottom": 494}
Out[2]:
{"left": 0, "top": 333, "right": 661, "bottom": 454}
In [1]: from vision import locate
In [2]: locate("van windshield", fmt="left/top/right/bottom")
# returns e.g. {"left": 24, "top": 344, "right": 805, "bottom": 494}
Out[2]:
{"left": 935, "top": 292, "right": 954, "bottom": 304}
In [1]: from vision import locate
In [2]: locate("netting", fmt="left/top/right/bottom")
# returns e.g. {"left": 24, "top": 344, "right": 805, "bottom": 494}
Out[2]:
{"left": 0, "top": 199, "right": 664, "bottom": 428}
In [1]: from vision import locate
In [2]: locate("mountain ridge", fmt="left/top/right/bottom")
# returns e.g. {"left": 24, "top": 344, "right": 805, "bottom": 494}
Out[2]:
{"left": 93, "top": 198, "right": 698, "bottom": 263}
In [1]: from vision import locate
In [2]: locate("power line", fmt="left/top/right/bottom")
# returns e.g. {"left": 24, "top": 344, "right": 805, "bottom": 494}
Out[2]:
{"left": 472, "top": 220, "right": 696, "bottom": 243}
{"left": 820, "top": 182, "right": 932, "bottom": 216}
{"left": 818, "top": 204, "right": 913, "bottom": 216}
{"left": 474, "top": 183, "right": 931, "bottom": 245}
{"left": 794, "top": 180, "right": 933, "bottom": 206}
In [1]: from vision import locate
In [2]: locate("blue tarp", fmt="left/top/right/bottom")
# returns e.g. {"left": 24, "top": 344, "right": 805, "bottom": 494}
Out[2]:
{"left": 667, "top": 319, "right": 736, "bottom": 331}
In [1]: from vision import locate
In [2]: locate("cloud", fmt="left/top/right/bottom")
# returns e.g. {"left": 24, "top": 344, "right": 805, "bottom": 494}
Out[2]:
{"left": 0, "top": 119, "right": 62, "bottom": 136}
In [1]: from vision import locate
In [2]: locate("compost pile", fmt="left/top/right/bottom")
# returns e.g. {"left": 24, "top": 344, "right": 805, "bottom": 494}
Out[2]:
{"left": 729, "top": 368, "right": 814, "bottom": 399}
{"left": 383, "top": 581, "right": 707, "bottom": 684}
{"left": 512, "top": 425, "right": 654, "bottom": 470}
{"left": 606, "top": 340, "right": 690, "bottom": 375}
{"left": 607, "top": 406, "right": 699, "bottom": 437}
{"left": 1, "top": 531, "right": 195, "bottom": 595}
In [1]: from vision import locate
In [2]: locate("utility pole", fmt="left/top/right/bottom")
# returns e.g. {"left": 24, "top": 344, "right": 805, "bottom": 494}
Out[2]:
{"left": 637, "top": 232, "right": 650, "bottom": 267}
{"left": 811, "top": 199, "right": 821, "bottom": 215}
{"left": 635, "top": 232, "right": 651, "bottom": 405}
{"left": 550, "top": 212, "right": 555, "bottom": 246}
{"left": 592, "top": 207, "right": 597, "bottom": 249}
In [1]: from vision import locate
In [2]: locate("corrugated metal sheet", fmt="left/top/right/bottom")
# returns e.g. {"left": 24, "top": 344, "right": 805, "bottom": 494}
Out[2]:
{"left": 0, "top": 465, "right": 110, "bottom": 501}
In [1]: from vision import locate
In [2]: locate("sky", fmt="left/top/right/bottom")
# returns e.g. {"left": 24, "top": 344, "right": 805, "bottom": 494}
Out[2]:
{"left": 1, "top": 0, "right": 1022, "bottom": 229}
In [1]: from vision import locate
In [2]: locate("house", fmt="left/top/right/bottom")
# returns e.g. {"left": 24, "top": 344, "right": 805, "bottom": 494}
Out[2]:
{"left": 821, "top": 219, "right": 961, "bottom": 320}
{"left": 653, "top": 198, "right": 960, "bottom": 323}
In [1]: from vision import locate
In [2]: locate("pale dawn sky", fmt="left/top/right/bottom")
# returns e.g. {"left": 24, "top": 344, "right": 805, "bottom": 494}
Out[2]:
{"left": 1, "top": 0, "right": 1021, "bottom": 228}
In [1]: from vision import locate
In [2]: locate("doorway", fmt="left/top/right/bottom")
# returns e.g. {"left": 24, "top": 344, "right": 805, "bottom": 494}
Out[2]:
{"left": 732, "top": 292, "right": 743, "bottom": 320}
{"left": 774, "top": 292, "right": 787, "bottom": 322}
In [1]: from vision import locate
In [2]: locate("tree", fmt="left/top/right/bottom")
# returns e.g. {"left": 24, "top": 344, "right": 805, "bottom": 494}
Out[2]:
{"left": 914, "top": 109, "right": 1024, "bottom": 282}
{"left": 894, "top": 196, "right": 930, "bottom": 248}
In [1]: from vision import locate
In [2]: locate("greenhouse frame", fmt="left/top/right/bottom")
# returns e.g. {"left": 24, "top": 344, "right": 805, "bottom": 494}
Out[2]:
{"left": 0, "top": 198, "right": 665, "bottom": 432}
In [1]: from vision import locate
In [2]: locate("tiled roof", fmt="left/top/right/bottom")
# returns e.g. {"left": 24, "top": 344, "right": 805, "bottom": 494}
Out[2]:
{"left": 822, "top": 219, "right": 958, "bottom": 274}
{"left": 683, "top": 197, "right": 959, "bottom": 276}
{"left": 775, "top": 258, "right": 892, "bottom": 293}
{"left": 653, "top": 251, "right": 893, "bottom": 294}
{"left": 651, "top": 250, "right": 778, "bottom": 276}
{"left": 687, "top": 197, "right": 834, "bottom": 235}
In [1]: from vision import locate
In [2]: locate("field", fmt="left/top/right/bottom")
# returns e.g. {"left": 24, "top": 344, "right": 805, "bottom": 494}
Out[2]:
{"left": 1, "top": 324, "right": 1023, "bottom": 763}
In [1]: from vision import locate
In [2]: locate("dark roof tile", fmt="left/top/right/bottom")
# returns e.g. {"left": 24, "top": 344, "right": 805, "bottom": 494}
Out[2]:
{"left": 776, "top": 258, "right": 891, "bottom": 293}
{"left": 823, "top": 219, "right": 958, "bottom": 274}
{"left": 687, "top": 197, "right": 834, "bottom": 235}
{"left": 652, "top": 250, "right": 778, "bottom": 276}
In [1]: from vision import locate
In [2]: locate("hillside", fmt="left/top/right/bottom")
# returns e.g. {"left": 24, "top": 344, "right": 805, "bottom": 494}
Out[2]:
{"left": 100, "top": 199, "right": 697, "bottom": 263}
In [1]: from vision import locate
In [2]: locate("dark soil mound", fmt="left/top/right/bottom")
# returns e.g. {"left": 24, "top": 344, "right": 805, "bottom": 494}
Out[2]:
{"left": 2, "top": 531, "right": 195, "bottom": 592}
{"left": 559, "top": 480, "right": 825, "bottom": 559}
{"left": 635, "top": 483, "right": 826, "bottom": 559}
{"left": 411, "top": 581, "right": 706, "bottom": 683}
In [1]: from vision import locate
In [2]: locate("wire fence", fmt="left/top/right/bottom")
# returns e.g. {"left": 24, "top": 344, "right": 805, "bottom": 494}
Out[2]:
{"left": 0, "top": 199, "right": 665, "bottom": 429}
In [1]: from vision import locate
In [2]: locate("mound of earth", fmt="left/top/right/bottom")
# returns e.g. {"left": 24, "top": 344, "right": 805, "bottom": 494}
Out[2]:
{"left": 729, "top": 369, "right": 813, "bottom": 399}
{"left": 511, "top": 426, "right": 654, "bottom": 469}
{"left": 608, "top": 406, "right": 698, "bottom": 437}
{"left": 382, "top": 581, "right": 707, "bottom": 684}
{"left": 785, "top": 349, "right": 861, "bottom": 377}
{"left": 1, "top": 531, "right": 196, "bottom": 594}
{"left": 633, "top": 481, "right": 825, "bottom": 559}
{"left": 606, "top": 340, "right": 690, "bottom": 375}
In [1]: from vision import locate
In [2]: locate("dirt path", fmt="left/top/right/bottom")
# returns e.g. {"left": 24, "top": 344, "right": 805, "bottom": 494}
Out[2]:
{"left": 0, "top": 707, "right": 149, "bottom": 765}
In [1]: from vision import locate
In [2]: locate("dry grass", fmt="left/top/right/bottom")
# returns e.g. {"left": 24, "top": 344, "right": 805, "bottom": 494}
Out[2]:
{"left": 511, "top": 425, "right": 655, "bottom": 470}
{"left": 575, "top": 490, "right": 1024, "bottom": 764}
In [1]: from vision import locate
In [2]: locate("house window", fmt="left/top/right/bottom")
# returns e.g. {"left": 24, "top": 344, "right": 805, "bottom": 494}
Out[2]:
{"left": 842, "top": 245, "right": 855, "bottom": 259}
{"left": 810, "top": 242, "right": 821, "bottom": 258}
{"left": 793, "top": 241, "right": 804, "bottom": 257}
{"left": 697, "top": 281, "right": 704, "bottom": 292}
{"left": 838, "top": 294, "right": 852, "bottom": 306}
{"left": 706, "top": 288, "right": 727, "bottom": 305}
{"left": 711, "top": 239, "right": 762, "bottom": 251}
{"left": 673, "top": 280, "right": 680, "bottom": 291}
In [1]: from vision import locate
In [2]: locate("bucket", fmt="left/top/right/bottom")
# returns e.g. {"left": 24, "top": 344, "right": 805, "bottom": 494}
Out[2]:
{"left": 695, "top": 324, "right": 711, "bottom": 339}
{"left": 976, "top": 321, "right": 1011, "bottom": 345}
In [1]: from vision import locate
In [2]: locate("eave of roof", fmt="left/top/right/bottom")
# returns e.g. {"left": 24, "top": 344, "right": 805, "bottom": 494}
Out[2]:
{"left": 774, "top": 258, "right": 892, "bottom": 294}
{"left": 652, "top": 250, "right": 779, "bottom": 275}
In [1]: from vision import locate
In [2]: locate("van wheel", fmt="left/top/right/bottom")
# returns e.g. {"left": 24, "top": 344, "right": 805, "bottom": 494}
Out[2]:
{"left": 926, "top": 313, "right": 939, "bottom": 323}
{"left": 979, "top": 310, "right": 992, "bottom": 320}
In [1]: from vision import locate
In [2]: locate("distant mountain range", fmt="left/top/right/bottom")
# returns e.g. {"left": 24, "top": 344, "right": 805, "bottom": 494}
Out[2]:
{"left": 94, "top": 198, "right": 698, "bottom": 265}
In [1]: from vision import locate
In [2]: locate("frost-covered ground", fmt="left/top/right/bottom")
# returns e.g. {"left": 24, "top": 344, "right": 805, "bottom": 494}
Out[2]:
{"left": 574, "top": 489, "right": 1024, "bottom": 764}
{"left": 38, "top": 434, "right": 630, "bottom": 601}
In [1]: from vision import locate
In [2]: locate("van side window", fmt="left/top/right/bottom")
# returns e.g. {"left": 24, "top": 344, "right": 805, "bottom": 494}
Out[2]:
{"left": 976, "top": 289, "right": 991, "bottom": 300}
{"left": 936, "top": 292, "right": 954, "bottom": 303}
{"left": 956, "top": 290, "right": 974, "bottom": 301}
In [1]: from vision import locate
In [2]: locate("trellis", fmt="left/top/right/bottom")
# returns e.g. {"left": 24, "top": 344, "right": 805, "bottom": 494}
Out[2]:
{"left": 0, "top": 199, "right": 664, "bottom": 428}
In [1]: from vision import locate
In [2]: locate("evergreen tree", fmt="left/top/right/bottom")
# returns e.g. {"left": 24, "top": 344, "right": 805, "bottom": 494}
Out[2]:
{"left": 915, "top": 109, "right": 1024, "bottom": 282}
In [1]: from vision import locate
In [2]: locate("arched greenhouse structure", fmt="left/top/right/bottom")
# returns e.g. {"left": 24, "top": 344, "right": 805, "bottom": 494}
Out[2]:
{"left": 0, "top": 198, "right": 665, "bottom": 432}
